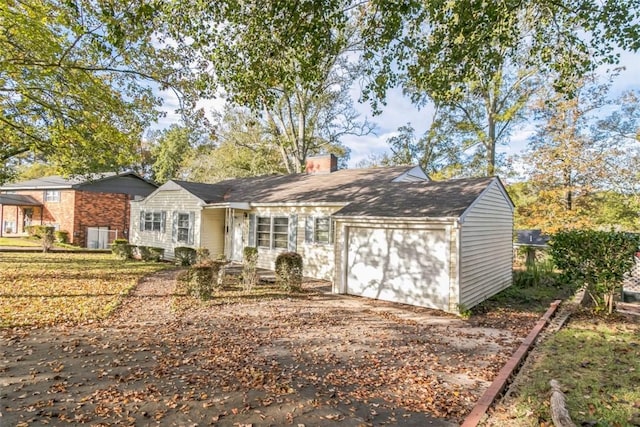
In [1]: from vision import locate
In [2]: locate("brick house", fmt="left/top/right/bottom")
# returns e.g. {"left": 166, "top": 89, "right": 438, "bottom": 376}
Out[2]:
{"left": 0, "top": 173, "right": 157, "bottom": 247}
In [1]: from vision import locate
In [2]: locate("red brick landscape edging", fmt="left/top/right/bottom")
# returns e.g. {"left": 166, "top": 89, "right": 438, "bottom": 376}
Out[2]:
{"left": 461, "top": 299, "right": 562, "bottom": 427}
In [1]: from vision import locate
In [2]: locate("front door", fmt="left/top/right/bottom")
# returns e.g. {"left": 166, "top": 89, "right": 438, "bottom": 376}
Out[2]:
{"left": 22, "top": 208, "right": 33, "bottom": 232}
{"left": 232, "top": 214, "right": 244, "bottom": 261}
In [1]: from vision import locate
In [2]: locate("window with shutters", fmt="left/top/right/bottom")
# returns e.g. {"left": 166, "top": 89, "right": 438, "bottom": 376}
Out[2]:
{"left": 313, "top": 217, "right": 331, "bottom": 244}
{"left": 256, "top": 216, "right": 289, "bottom": 249}
{"left": 306, "top": 216, "right": 332, "bottom": 244}
{"left": 176, "top": 213, "right": 191, "bottom": 243}
{"left": 141, "top": 211, "right": 165, "bottom": 232}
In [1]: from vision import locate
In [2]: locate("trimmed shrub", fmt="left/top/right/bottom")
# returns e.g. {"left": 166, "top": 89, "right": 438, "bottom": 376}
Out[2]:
{"left": 174, "top": 247, "right": 197, "bottom": 266}
{"left": 54, "top": 230, "right": 69, "bottom": 243}
{"left": 242, "top": 246, "right": 259, "bottom": 291}
{"left": 25, "top": 225, "right": 52, "bottom": 238}
{"left": 40, "top": 227, "right": 55, "bottom": 253}
{"left": 147, "top": 246, "right": 164, "bottom": 262}
{"left": 111, "top": 239, "right": 133, "bottom": 260}
{"left": 189, "top": 263, "right": 214, "bottom": 300}
{"left": 275, "top": 251, "right": 303, "bottom": 292}
{"left": 136, "top": 245, "right": 151, "bottom": 261}
{"left": 196, "top": 247, "right": 210, "bottom": 263}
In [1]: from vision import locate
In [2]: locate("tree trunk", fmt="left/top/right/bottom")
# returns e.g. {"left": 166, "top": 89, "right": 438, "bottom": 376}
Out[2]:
{"left": 549, "top": 379, "right": 576, "bottom": 427}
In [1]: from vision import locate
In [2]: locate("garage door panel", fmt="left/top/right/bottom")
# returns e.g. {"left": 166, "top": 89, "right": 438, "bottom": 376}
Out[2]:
{"left": 346, "top": 227, "right": 449, "bottom": 310}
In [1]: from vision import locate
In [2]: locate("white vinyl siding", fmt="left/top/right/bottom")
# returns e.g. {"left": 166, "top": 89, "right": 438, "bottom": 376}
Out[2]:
{"left": 141, "top": 211, "right": 165, "bottom": 232}
{"left": 305, "top": 216, "right": 333, "bottom": 244}
{"left": 249, "top": 206, "right": 342, "bottom": 281}
{"left": 129, "top": 184, "right": 203, "bottom": 259}
{"left": 458, "top": 182, "right": 514, "bottom": 309}
{"left": 256, "top": 216, "right": 289, "bottom": 249}
{"left": 200, "top": 209, "right": 225, "bottom": 259}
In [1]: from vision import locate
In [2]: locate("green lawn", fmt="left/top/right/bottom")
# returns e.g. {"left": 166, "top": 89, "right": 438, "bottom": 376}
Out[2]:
{"left": 504, "top": 314, "right": 640, "bottom": 426}
{"left": 478, "top": 260, "right": 640, "bottom": 426}
{"left": 0, "top": 236, "right": 41, "bottom": 247}
{"left": 0, "top": 253, "right": 171, "bottom": 327}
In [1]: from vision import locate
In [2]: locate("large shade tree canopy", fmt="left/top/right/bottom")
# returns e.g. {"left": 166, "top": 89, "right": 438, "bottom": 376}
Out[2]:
{"left": 0, "top": 0, "right": 186, "bottom": 183}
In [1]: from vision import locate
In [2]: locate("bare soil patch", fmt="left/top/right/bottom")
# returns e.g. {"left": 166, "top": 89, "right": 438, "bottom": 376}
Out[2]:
{"left": 1, "top": 270, "right": 540, "bottom": 426}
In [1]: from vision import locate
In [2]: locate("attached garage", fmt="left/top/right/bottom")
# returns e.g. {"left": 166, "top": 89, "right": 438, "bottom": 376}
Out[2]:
{"left": 346, "top": 225, "right": 451, "bottom": 311}
{"left": 333, "top": 177, "right": 514, "bottom": 315}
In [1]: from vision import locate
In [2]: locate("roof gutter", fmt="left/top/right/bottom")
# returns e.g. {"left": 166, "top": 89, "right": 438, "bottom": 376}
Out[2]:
{"left": 332, "top": 215, "right": 459, "bottom": 225}
{"left": 202, "top": 202, "right": 251, "bottom": 210}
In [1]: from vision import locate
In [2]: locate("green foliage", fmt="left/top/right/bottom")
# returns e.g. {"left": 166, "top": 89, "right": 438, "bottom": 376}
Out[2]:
{"left": 181, "top": 108, "right": 287, "bottom": 182}
{"left": 188, "top": 264, "right": 214, "bottom": 301}
{"left": 242, "top": 246, "right": 259, "bottom": 291}
{"left": 508, "top": 318, "right": 640, "bottom": 425}
{"left": 25, "top": 225, "right": 54, "bottom": 239}
{"left": 550, "top": 229, "right": 640, "bottom": 313}
{"left": 195, "top": 247, "right": 210, "bottom": 263}
{"left": 54, "top": 231, "right": 68, "bottom": 244}
{"left": 149, "top": 125, "right": 199, "bottom": 184}
{"left": 111, "top": 240, "right": 133, "bottom": 260}
{"left": 456, "top": 304, "right": 472, "bottom": 319}
{"left": 275, "top": 252, "right": 303, "bottom": 293}
{"left": 135, "top": 246, "right": 163, "bottom": 262}
{"left": 174, "top": 247, "right": 197, "bottom": 266}
{"left": 165, "top": 4, "right": 366, "bottom": 174}
{"left": 512, "top": 258, "right": 559, "bottom": 288}
{"left": 0, "top": 0, "right": 179, "bottom": 180}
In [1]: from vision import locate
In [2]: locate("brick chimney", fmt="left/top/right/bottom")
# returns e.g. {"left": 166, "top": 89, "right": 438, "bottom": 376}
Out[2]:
{"left": 305, "top": 154, "right": 338, "bottom": 174}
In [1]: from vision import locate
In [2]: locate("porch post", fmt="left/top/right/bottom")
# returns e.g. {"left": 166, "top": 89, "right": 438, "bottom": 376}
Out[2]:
{"left": 0, "top": 204, "right": 3, "bottom": 237}
{"left": 15, "top": 206, "right": 18, "bottom": 233}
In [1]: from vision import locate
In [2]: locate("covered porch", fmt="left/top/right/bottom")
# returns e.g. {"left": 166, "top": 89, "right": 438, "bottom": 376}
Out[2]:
{"left": 200, "top": 204, "right": 250, "bottom": 262}
{"left": 0, "top": 194, "right": 43, "bottom": 237}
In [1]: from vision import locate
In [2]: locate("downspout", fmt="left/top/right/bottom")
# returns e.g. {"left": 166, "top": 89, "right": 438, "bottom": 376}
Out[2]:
{"left": 451, "top": 218, "right": 463, "bottom": 313}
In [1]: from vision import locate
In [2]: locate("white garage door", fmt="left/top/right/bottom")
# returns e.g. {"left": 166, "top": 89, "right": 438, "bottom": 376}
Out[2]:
{"left": 346, "top": 227, "right": 450, "bottom": 310}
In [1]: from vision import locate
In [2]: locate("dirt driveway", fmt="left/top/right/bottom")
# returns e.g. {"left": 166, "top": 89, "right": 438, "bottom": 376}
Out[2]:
{"left": 1, "top": 270, "right": 537, "bottom": 426}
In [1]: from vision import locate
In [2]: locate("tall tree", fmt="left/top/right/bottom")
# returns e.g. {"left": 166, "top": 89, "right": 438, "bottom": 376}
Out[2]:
{"left": 358, "top": 0, "right": 640, "bottom": 175}
{"left": 0, "top": 0, "right": 185, "bottom": 184}
{"left": 148, "top": 124, "right": 204, "bottom": 184}
{"left": 165, "top": 1, "right": 370, "bottom": 173}
{"left": 519, "top": 75, "right": 639, "bottom": 232}
{"left": 180, "top": 107, "right": 286, "bottom": 182}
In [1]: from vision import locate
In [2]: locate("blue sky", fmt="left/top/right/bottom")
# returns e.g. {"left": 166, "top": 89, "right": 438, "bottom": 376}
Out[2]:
{"left": 155, "top": 50, "right": 640, "bottom": 169}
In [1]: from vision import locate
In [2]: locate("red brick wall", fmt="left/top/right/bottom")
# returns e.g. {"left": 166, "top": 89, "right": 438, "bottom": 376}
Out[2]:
{"left": 74, "top": 190, "right": 130, "bottom": 247}
{"left": 1, "top": 189, "right": 130, "bottom": 246}
{"left": 0, "top": 190, "right": 74, "bottom": 236}
{"left": 305, "top": 154, "right": 338, "bottom": 174}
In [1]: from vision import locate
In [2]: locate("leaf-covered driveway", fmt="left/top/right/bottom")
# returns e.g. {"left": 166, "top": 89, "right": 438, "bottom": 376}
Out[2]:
{"left": 1, "top": 271, "right": 538, "bottom": 426}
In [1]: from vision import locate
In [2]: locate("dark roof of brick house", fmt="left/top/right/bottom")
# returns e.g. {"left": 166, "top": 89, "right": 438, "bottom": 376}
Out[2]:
{"left": 169, "top": 167, "right": 509, "bottom": 219}
{"left": 0, "top": 194, "right": 42, "bottom": 206}
{"left": 1, "top": 172, "right": 157, "bottom": 197}
{"left": 515, "top": 229, "right": 550, "bottom": 246}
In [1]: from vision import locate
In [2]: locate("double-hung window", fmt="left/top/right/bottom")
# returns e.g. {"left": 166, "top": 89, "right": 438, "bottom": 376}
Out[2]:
{"left": 305, "top": 216, "right": 332, "bottom": 244}
{"left": 44, "top": 190, "right": 60, "bottom": 202}
{"left": 172, "top": 211, "right": 194, "bottom": 244}
{"left": 176, "top": 213, "right": 191, "bottom": 243}
{"left": 141, "top": 211, "right": 165, "bottom": 232}
{"left": 256, "top": 216, "right": 289, "bottom": 249}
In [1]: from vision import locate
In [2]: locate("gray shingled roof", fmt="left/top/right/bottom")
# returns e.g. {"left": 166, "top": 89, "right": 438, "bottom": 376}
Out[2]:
{"left": 171, "top": 167, "right": 502, "bottom": 219}
{"left": 332, "top": 177, "right": 496, "bottom": 218}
